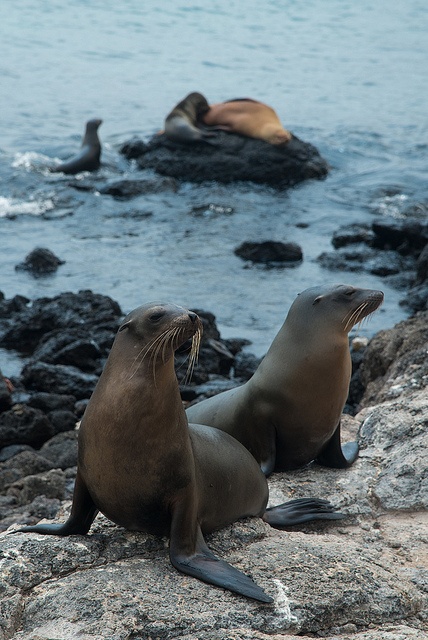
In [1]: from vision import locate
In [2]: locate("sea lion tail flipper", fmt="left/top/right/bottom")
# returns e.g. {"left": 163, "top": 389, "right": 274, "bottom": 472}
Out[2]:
{"left": 10, "top": 471, "right": 98, "bottom": 536}
{"left": 263, "top": 497, "right": 345, "bottom": 527}
{"left": 315, "top": 422, "right": 359, "bottom": 468}
{"left": 170, "top": 525, "right": 272, "bottom": 603}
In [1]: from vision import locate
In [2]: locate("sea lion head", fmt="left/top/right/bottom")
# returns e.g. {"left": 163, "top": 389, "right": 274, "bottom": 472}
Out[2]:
{"left": 288, "top": 284, "right": 384, "bottom": 335}
{"left": 118, "top": 303, "right": 203, "bottom": 376}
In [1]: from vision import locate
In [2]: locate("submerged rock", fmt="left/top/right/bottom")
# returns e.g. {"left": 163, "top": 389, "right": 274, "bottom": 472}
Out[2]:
{"left": 15, "top": 247, "right": 65, "bottom": 276}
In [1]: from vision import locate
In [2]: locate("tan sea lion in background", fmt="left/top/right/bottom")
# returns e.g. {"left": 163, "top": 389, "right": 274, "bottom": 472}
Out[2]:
{"left": 164, "top": 92, "right": 218, "bottom": 144}
{"left": 201, "top": 98, "right": 292, "bottom": 145}
{"left": 14, "top": 302, "right": 344, "bottom": 602}
{"left": 51, "top": 119, "right": 102, "bottom": 174}
{"left": 187, "top": 285, "right": 384, "bottom": 476}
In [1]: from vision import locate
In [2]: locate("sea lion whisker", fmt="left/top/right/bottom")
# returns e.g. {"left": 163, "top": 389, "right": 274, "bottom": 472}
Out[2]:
{"left": 183, "top": 328, "right": 202, "bottom": 385}
{"left": 343, "top": 302, "right": 367, "bottom": 331}
{"left": 130, "top": 327, "right": 179, "bottom": 380}
{"left": 128, "top": 330, "right": 172, "bottom": 380}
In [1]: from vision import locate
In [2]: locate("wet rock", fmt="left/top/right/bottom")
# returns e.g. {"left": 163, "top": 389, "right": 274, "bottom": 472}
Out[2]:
{"left": 317, "top": 246, "right": 415, "bottom": 277}
{"left": 32, "top": 328, "right": 107, "bottom": 373}
{"left": 0, "top": 405, "right": 54, "bottom": 449}
{"left": 98, "top": 176, "right": 178, "bottom": 198}
{"left": 120, "top": 132, "right": 329, "bottom": 188}
{"left": 331, "top": 223, "right": 374, "bottom": 248}
{"left": 14, "top": 247, "right": 65, "bottom": 276}
{"left": 372, "top": 219, "right": 428, "bottom": 255}
{"left": 0, "top": 290, "right": 122, "bottom": 355}
{"left": 21, "top": 361, "right": 98, "bottom": 401}
{"left": 0, "top": 373, "right": 12, "bottom": 412}
{"left": 235, "top": 240, "right": 303, "bottom": 264}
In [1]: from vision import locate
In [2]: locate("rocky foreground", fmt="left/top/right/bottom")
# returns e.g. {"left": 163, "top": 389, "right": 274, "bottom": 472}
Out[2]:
{"left": 0, "top": 293, "right": 427, "bottom": 639}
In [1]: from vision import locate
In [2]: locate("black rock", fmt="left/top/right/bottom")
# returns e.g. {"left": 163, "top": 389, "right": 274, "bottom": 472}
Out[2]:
{"left": 21, "top": 361, "right": 98, "bottom": 401}
{"left": 332, "top": 224, "right": 374, "bottom": 249}
{"left": 0, "top": 405, "right": 54, "bottom": 448}
{"left": 372, "top": 220, "right": 428, "bottom": 255}
{"left": 120, "top": 132, "right": 328, "bottom": 188}
{"left": 235, "top": 240, "right": 303, "bottom": 264}
{"left": 98, "top": 177, "right": 178, "bottom": 198}
{"left": 27, "top": 392, "right": 77, "bottom": 414}
{"left": 0, "top": 290, "right": 122, "bottom": 355}
{"left": 15, "top": 248, "right": 65, "bottom": 276}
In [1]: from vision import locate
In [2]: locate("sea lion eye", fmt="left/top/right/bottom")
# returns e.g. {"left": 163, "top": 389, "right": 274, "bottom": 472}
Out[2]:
{"left": 149, "top": 311, "right": 165, "bottom": 323}
{"left": 344, "top": 288, "right": 355, "bottom": 297}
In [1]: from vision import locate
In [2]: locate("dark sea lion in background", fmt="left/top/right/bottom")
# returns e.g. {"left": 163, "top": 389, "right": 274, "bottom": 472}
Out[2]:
{"left": 201, "top": 98, "right": 292, "bottom": 145}
{"left": 187, "top": 285, "right": 384, "bottom": 476}
{"left": 164, "top": 92, "right": 218, "bottom": 144}
{"left": 14, "top": 303, "right": 344, "bottom": 602}
{"left": 51, "top": 118, "right": 102, "bottom": 174}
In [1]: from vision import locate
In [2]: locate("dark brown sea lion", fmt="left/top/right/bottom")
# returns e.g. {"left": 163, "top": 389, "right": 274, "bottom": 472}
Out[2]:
{"left": 201, "top": 98, "right": 292, "bottom": 145}
{"left": 164, "top": 92, "right": 217, "bottom": 144}
{"left": 187, "top": 285, "right": 384, "bottom": 475}
{"left": 14, "top": 303, "right": 344, "bottom": 602}
{"left": 51, "top": 118, "right": 102, "bottom": 174}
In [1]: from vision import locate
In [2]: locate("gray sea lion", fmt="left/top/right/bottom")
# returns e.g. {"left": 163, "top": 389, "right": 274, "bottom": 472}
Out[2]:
{"left": 187, "top": 285, "right": 384, "bottom": 475}
{"left": 202, "top": 98, "right": 292, "bottom": 145}
{"left": 164, "top": 92, "right": 217, "bottom": 144}
{"left": 14, "top": 303, "right": 343, "bottom": 602}
{"left": 51, "top": 118, "right": 102, "bottom": 174}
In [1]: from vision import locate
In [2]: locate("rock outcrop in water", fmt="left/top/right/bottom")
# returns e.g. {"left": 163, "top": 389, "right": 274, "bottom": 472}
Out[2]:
{"left": 0, "top": 291, "right": 427, "bottom": 639}
{"left": 120, "top": 131, "right": 329, "bottom": 188}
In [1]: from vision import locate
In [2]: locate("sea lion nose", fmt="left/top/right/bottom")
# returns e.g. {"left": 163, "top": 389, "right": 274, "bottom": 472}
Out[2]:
{"left": 188, "top": 312, "right": 197, "bottom": 323}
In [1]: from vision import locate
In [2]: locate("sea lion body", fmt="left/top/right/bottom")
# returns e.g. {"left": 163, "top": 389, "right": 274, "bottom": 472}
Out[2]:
{"left": 51, "top": 118, "right": 102, "bottom": 174}
{"left": 164, "top": 92, "right": 216, "bottom": 144}
{"left": 16, "top": 302, "right": 345, "bottom": 601}
{"left": 187, "top": 285, "right": 384, "bottom": 474}
{"left": 202, "top": 98, "right": 292, "bottom": 145}
{"left": 16, "top": 303, "right": 271, "bottom": 601}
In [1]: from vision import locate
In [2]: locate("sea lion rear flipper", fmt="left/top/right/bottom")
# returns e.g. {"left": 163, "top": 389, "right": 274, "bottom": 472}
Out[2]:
{"left": 315, "top": 422, "right": 359, "bottom": 468}
{"left": 263, "top": 497, "right": 345, "bottom": 527}
{"left": 12, "top": 470, "right": 98, "bottom": 536}
{"left": 169, "top": 515, "right": 272, "bottom": 602}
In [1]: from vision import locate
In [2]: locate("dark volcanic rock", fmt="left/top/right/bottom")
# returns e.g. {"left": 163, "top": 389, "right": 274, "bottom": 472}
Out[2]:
{"left": 372, "top": 219, "right": 428, "bottom": 255}
{"left": 120, "top": 132, "right": 329, "bottom": 188}
{"left": 98, "top": 176, "right": 178, "bottom": 198}
{"left": 21, "top": 362, "right": 98, "bottom": 400}
{"left": 235, "top": 240, "right": 303, "bottom": 264}
{"left": 331, "top": 223, "right": 375, "bottom": 249}
{"left": 14, "top": 248, "right": 65, "bottom": 276}
{"left": 0, "top": 290, "right": 122, "bottom": 355}
{"left": 0, "top": 405, "right": 54, "bottom": 449}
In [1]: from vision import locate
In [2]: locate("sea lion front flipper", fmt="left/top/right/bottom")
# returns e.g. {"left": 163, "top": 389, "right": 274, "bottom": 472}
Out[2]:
{"left": 263, "top": 497, "right": 345, "bottom": 527}
{"left": 13, "top": 470, "right": 98, "bottom": 536}
{"left": 169, "top": 503, "right": 272, "bottom": 603}
{"left": 315, "top": 421, "right": 359, "bottom": 469}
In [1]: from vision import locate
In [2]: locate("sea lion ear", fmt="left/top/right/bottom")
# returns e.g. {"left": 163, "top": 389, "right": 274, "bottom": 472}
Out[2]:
{"left": 118, "top": 320, "right": 131, "bottom": 332}
{"left": 312, "top": 296, "right": 322, "bottom": 305}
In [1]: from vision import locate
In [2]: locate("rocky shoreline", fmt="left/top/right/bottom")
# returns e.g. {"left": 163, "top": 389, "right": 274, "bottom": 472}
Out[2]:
{"left": 0, "top": 284, "right": 427, "bottom": 639}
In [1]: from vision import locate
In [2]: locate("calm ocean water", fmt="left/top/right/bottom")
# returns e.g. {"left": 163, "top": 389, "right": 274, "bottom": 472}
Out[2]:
{"left": 0, "top": 0, "right": 427, "bottom": 374}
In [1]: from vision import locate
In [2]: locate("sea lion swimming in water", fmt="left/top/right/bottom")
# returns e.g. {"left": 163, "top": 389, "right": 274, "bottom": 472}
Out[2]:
{"left": 51, "top": 118, "right": 102, "bottom": 174}
{"left": 201, "top": 98, "right": 292, "bottom": 145}
{"left": 14, "top": 303, "right": 344, "bottom": 602}
{"left": 164, "top": 92, "right": 218, "bottom": 144}
{"left": 187, "top": 285, "right": 384, "bottom": 475}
